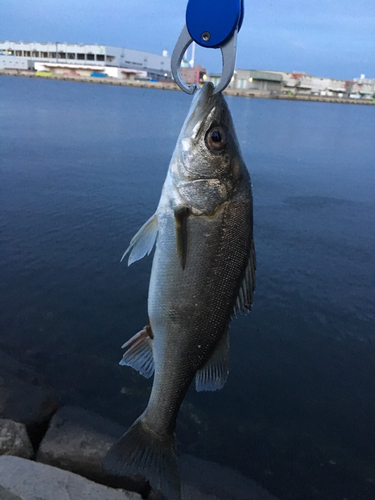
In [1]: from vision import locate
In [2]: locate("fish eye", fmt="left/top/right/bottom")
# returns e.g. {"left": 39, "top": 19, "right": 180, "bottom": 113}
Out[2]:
{"left": 205, "top": 126, "right": 227, "bottom": 151}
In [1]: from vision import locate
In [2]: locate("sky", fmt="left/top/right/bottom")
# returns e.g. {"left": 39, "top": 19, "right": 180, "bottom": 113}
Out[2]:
{"left": 1, "top": 0, "right": 374, "bottom": 80}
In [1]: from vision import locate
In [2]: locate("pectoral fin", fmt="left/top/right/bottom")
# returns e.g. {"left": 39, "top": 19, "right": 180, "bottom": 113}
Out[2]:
{"left": 195, "top": 332, "right": 229, "bottom": 392}
{"left": 121, "top": 214, "right": 158, "bottom": 266}
{"left": 174, "top": 207, "right": 189, "bottom": 270}
{"left": 120, "top": 324, "right": 154, "bottom": 378}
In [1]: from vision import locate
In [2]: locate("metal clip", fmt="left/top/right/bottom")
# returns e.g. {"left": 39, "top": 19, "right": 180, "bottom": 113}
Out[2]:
{"left": 171, "top": 25, "right": 237, "bottom": 95}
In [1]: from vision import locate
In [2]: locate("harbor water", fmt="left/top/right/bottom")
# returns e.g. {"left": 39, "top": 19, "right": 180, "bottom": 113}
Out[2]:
{"left": 0, "top": 76, "right": 374, "bottom": 500}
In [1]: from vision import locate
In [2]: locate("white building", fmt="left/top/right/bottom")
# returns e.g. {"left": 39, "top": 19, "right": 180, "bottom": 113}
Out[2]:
{"left": 0, "top": 41, "right": 171, "bottom": 80}
{"left": 277, "top": 72, "right": 347, "bottom": 97}
{"left": 352, "top": 75, "right": 375, "bottom": 99}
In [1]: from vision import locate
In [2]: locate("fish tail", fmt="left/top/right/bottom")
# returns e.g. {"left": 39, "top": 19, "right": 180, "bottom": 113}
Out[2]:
{"left": 102, "top": 416, "right": 181, "bottom": 500}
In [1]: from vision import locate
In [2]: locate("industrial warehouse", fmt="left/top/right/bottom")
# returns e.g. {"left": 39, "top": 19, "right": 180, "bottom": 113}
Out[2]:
{"left": 1, "top": 40, "right": 373, "bottom": 101}
{"left": 0, "top": 41, "right": 172, "bottom": 81}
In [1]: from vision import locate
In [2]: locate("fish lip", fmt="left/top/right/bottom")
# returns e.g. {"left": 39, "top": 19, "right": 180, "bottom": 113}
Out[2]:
{"left": 182, "top": 82, "right": 218, "bottom": 140}
{"left": 197, "top": 81, "right": 215, "bottom": 100}
{"left": 192, "top": 82, "right": 215, "bottom": 111}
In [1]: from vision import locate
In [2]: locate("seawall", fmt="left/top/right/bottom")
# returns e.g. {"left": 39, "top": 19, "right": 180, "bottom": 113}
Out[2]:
{"left": 1, "top": 69, "right": 373, "bottom": 105}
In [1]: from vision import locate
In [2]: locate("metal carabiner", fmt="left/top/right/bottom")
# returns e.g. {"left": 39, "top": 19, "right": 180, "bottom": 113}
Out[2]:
{"left": 171, "top": 0, "right": 244, "bottom": 95}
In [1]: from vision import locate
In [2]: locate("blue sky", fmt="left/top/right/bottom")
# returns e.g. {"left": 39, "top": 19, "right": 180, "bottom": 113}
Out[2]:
{"left": 1, "top": 0, "right": 374, "bottom": 80}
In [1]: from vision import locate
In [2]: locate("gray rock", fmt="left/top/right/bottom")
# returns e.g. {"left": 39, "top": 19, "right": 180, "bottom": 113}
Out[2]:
{"left": 36, "top": 405, "right": 124, "bottom": 479}
{"left": 0, "top": 420, "right": 33, "bottom": 459}
{"left": 36, "top": 406, "right": 149, "bottom": 495}
{"left": 0, "top": 350, "right": 58, "bottom": 448}
{"left": 0, "top": 456, "right": 141, "bottom": 500}
{"left": 0, "top": 485, "right": 23, "bottom": 500}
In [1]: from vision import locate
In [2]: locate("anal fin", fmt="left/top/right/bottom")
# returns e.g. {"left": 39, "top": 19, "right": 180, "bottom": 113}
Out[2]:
{"left": 195, "top": 332, "right": 229, "bottom": 392}
{"left": 120, "top": 324, "right": 154, "bottom": 378}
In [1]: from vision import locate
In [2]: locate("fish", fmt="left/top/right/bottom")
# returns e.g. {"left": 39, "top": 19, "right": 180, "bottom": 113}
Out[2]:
{"left": 102, "top": 82, "right": 255, "bottom": 499}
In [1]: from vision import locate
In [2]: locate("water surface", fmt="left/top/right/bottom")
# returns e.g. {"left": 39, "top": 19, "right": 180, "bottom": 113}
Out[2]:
{"left": 1, "top": 76, "right": 374, "bottom": 500}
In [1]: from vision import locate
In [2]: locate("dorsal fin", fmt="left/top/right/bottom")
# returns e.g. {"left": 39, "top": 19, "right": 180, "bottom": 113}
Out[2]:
{"left": 195, "top": 332, "right": 229, "bottom": 392}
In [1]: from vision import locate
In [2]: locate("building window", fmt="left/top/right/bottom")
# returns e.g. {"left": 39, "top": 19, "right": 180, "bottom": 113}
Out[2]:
{"left": 96, "top": 54, "right": 104, "bottom": 61}
{"left": 23, "top": 51, "right": 31, "bottom": 57}
{"left": 87, "top": 53, "right": 95, "bottom": 60}
{"left": 49, "top": 52, "right": 56, "bottom": 58}
{"left": 41, "top": 52, "right": 48, "bottom": 58}
{"left": 15, "top": 51, "right": 22, "bottom": 56}
{"left": 67, "top": 53, "right": 75, "bottom": 59}
{"left": 106, "top": 55, "right": 115, "bottom": 62}
{"left": 32, "top": 51, "right": 39, "bottom": 57}
{"left": 58, "top": 52, "right": 66, "bottom": 58}
{"left": 77, "top": 53, "right": 85, "bottom": 60}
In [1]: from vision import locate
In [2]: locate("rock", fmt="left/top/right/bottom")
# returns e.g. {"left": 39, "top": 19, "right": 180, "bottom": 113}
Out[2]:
{"left": 0, "top": 456, "right": 142, "bottom": 500}
{"left": 36, "top": 405, "right": 124, "bottom": 478}
{"left": 180, "top": 454, "right": 278, "bottom": 500}
{"left": 0, "top": 350, "right": 58, "bottom": 448}
{"left": 0, "top": 485, "right": 23, "bottom": 500}
{"left": 36, "top": 405, "right": 149, "bottom": 496}
{"left": 0, "top": 420, "right": 33, "bottom": 459}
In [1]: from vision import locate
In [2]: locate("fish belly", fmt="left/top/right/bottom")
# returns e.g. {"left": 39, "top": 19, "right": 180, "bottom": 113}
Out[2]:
{"left": 145, "top": 195, "right": 252, "bottom": 433}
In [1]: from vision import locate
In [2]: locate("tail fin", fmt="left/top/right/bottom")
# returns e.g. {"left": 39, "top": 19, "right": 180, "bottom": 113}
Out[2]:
{"left": 102, "top": 417, "right": 181, "bottom": 500}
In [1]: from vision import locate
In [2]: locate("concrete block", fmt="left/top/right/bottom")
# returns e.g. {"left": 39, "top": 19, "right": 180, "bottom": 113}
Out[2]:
{"left": 0, "top": 456, "right": 141, "bottom": 500}
{"left": 0, "top": 419, "right": 33, "bottom": 459}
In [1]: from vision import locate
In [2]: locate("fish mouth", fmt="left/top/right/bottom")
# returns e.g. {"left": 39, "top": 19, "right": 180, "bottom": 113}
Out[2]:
{"left": 195, "top": 81, "right": 215, "bottom": 102}
{"left": 191, "top": 82, "right": 215, "bottom": 115}
{"left": 183, "top": 82, "right": 223, "bottom": 140}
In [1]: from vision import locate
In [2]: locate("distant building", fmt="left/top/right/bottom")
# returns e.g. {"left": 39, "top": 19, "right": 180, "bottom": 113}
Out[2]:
{"left": 280, "top": 72, "right": 346, "bottom": 96}
{"left": 207, "top": 69, "right": 283, "bottom": 93}
{"left": 281, "top": 72, "right": 312, "bottom": 95}
{"left": 207, "top": 68, "right": 372, "bottom": 100}
{"left": 0, "top": 41, "right": 171, "bottom": 80}
{"left": 180, "top": 64, "right": 207, "bottom": 85}
{"left": 352, "top": 75, "right": 375, "bottom": 99}
{"left": 33, "top": 62, "right": 147, "bottom": 80}
{"left": 234, "top": 69, "right": 283, "bottom": 92}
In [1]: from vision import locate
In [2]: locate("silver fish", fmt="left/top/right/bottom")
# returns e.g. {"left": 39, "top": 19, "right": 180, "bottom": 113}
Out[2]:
{"left": 102, "top": 82, "right": 255, "bottom": 499}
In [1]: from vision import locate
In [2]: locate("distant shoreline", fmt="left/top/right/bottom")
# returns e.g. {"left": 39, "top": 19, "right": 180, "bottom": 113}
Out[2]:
{"left": 1, "top": 69, "right": 373, "bottom": 106}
